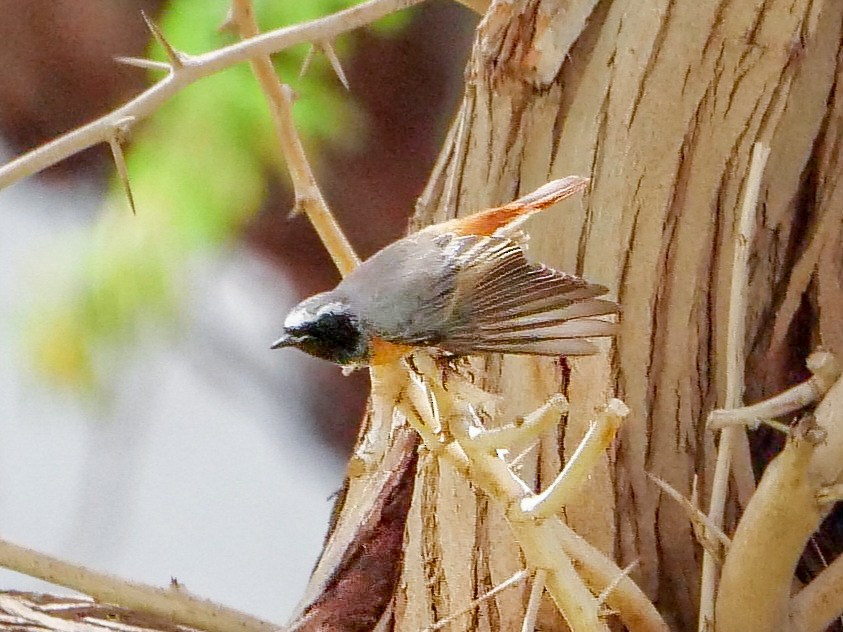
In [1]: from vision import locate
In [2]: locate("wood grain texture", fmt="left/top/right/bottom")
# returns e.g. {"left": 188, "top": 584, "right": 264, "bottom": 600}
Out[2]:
{"left": 404, "top": 0, "right": 843, "bottom": 628}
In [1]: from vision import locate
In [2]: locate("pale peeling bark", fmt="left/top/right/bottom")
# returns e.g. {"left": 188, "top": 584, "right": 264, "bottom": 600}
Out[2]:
{"left": 382, "top": 0, "right": 843, "bottom": 629}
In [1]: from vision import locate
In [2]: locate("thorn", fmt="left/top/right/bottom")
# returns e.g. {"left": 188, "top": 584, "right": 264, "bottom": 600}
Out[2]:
{"left": 141, "top": 10, "right": 184, "bottom": 69}
{"left": 508, "top": 440, "right": 539, "bottom": 469}
{"left": 113, "top": 56, "right": 172, "bottom": 72}
{"left": 647, "top": 473, "right": 731, "bottom": 558}
{"left": 321, "top": 41, "right": 350, "bottom": 90}
{"left": 764, "top": 418, "right": 795, "bottom": 434}
{"left": 298, "top": 41, "right": 349, "bottom": 90}
{"left": 109, "top": 118, "right": 137, "bottom": 215}
{"left": 299, "top": 44, "right": 317, "bottom": 78}
{"left": 423, "top": 570, "right": 528, "bottom": 631}
{"left": 110, "top": 139, "right": 136, "bottom": 215}
{"left": 217, "top": 7, "right": 237, "bottom": 34}
{"left": 596, "top": 561, "right": 638, "bottom": 608}
{"left": 689, "top": 475, "right": 707, "bottom": 550}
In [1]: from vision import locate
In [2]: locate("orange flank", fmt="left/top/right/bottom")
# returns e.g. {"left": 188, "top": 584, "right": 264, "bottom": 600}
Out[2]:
{"left": 369, "top": 337, "right": 415, "bottom": 365}
{"left": 434, "top": 175, "right": 589, "bottom": 237}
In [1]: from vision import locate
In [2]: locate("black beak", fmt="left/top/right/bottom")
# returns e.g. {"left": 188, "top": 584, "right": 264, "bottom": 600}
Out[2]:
{"left": 270, "top": 332, "right": 297, "bottom": 349}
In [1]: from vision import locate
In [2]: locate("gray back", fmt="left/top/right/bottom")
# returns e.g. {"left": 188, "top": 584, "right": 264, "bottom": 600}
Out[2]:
{"left": 335, "top": 232, "right": 455, "bottom": 342}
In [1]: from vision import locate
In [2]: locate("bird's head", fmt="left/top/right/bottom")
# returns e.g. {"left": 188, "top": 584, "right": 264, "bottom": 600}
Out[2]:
{"left": 271, "top": 293, "right": 368, "bottom": 366}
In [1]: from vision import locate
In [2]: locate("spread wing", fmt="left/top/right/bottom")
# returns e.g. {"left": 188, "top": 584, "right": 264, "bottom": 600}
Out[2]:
{"left": 394, "top": 234, "right": 618, "bottom": 357}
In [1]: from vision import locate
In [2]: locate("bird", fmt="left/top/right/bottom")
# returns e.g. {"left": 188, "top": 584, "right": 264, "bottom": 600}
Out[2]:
{"left": 272, "top": 176, "right": 618, "bottom": 369}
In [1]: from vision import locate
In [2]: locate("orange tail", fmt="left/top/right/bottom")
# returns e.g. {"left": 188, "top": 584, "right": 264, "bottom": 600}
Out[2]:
{"left": 440, "top": 175, "right": 589, "bottom": 237}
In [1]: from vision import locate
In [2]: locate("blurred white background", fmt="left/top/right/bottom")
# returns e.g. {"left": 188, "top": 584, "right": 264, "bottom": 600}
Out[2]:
{"left": 0, "top": 157, "right": 345, "bottom": 621}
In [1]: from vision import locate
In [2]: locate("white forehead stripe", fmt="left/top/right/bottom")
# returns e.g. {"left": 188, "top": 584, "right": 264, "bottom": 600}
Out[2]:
{"left": 283, "top": 308, "right": 309, "bottom": 329}
{"left": 283, "top": 300, "right": 347, "bottom": 329}
{"left": 317, "top": 301, "right": 347, "bottom": 316}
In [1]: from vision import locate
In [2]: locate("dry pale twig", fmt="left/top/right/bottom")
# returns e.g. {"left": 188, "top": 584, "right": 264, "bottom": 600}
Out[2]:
{"left": 0, "top": 594, "right": 102, "bottom": 632}
{"left": 229, "top": 0, "right": 359, "bottom": 276}
{"left": 403, "top": 368, "right": 447, "bottom": 448}
{"left": 504, "top": 517, "right": 605, "bottom": 632}
{"left": 0, "top": 539, "right": 278, "bottom": 632}
{"left": 0, "top": 0, "right": 426, "bottom": 190}
{"left": 549, "top": 519, "right": 667, "bottom": 632}
{"left": 713, "top": 357, "right": 843, "bottom": 631}
{"left": 708, "top": 350, "right": 842, "bottom": 430}
{"left": 402, "top": 373, "right": 607, "bottom": 632}
{"left": 405, "top": 361, "right": 601, "bottom": 630}
{"left": 699, "top": 141, "right": 770, "bottom": 632}
{"left": 520, "top": 399, "right": 627, "bottom": 519}
{"left": 520, "top": 569, "right": 546, "bottom": 632}
{"left": 468, "top": 394, "right": 568, "bottom": 453}
{"left": 400, "top": 356, "right": 669, "bottom": 632}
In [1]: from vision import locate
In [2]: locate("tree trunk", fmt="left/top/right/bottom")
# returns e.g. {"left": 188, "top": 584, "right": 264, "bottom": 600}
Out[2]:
{"left": 292, "top": 1, "right": 843, "bottom": 630}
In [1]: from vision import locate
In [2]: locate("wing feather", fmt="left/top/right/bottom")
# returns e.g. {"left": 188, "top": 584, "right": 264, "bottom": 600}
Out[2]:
{"left": 479, "top": 300, "right": 618, "bottom": 331}
{"left": 468, "top": 339, "right": 600, "bottom": 356}
{"left": 428, "top": 234, "right": 618, "bottom": 357}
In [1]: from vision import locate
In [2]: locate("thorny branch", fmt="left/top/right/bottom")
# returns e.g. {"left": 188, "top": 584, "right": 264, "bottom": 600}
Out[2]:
{"left": 0, "top": 0, "right": 426, "bottom": 190}
{"left": 708, "top": 350, "right": 841, "bottom": 430}
{"left": 709, "top": 362, "right": 843, "bottom": 632}
{"left": 468, "top": 393, "right": 567, "bottom": 453}
{"left": 391, "top": 353, "right": 669, "bottom": 632}
{"left": 229, "top": 0, "right": 359, "bottom": 275}
{"left": 695, "top": 140, "right": 843, "bottom": 632}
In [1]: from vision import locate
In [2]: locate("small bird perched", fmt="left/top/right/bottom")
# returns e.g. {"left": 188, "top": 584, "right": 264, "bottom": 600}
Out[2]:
{"left": 272, "top": 176, "right": 618, "bottom": 368}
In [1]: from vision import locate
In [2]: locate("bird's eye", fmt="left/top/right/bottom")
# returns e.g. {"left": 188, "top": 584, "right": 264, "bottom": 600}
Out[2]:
{"left": 294, "top": 310, "right": 365, "bottom": 365}
{"left": 314, "top": 312, "right": 359, "bottom": 347}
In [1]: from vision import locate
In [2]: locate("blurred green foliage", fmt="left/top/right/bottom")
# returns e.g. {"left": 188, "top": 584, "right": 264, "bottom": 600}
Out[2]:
{"left": 29, "top": 0, "right": 410, "bottom": 391}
